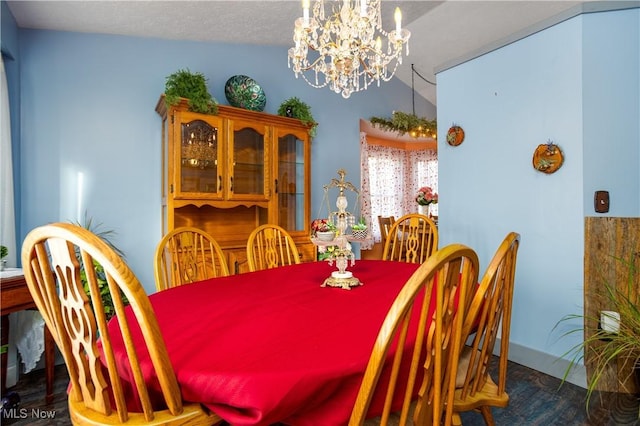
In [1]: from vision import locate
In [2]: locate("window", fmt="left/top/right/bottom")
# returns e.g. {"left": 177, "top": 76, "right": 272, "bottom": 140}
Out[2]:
{"left": 360, "top": 132, "right": 438, "bottom": 244}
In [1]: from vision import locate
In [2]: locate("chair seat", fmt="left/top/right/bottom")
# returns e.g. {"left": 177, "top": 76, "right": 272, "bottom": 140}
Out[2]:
{"left": 453, "top": 374, "right": 509, "bottom": 411}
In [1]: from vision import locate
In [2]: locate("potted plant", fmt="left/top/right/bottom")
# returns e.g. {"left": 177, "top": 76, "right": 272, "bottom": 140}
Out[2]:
{"left": 557, "top": 253, "right": 640, "bottom": 408}
{"left": 72, "top": 214, "right": 128, "bottom": 320}
{"left": 164, "top": 68, "right": 218, "bottom": 114}
{"left": 351, "top": 217, "right": 368, "bottom": 239}
{"left": 0, "top": 245, "right": 7, "bottom": 271}
{"left": 311, "top": 219, "right": 336, "bottom": 241}
{"left": 277, "top": 97, "right": 317, "bottom": 137}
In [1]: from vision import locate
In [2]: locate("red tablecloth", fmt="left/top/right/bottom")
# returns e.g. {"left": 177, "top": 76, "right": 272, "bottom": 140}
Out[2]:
{"left": 108, "top": 260, "right": 423, "bottom": 426}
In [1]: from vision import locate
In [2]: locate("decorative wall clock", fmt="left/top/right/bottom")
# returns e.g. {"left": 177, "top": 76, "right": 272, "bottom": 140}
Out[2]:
{"left": 447, "top": 125, "right": 465, "bottom": 146}
{"left": 532, "top": 141, "right": 564, "bottom": 174}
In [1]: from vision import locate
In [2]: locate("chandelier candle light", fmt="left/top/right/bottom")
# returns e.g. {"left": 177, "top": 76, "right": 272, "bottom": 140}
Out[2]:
{"left": 288, "top": 0, "right": 411, "bottom": 98}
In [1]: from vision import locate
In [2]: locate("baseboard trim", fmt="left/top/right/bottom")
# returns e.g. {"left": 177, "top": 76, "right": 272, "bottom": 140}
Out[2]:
{"left": 503, "top": 339, "right": 587, "bottom": 389}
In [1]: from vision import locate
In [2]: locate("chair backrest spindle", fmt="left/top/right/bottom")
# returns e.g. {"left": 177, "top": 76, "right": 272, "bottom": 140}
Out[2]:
{"left": 246, "top": 224, "right": 301, "bottom": 272}
{"left": 155, "top": 226, "right": 230, "bottom": 291}
{"left": 382, "top": 213, "right": 438, "bottom": 264}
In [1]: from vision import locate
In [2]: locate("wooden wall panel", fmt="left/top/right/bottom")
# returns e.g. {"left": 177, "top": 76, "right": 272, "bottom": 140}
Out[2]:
{"left": 584, "top": 217, "right": 640, "bottom": 392}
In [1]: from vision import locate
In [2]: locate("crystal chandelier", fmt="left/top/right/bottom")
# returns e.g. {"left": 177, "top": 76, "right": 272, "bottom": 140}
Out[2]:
{"left": 288, "top": 0, "right": 411, "bottom": 99}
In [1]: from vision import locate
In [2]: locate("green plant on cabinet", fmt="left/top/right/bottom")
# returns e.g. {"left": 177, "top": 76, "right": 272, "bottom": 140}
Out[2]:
{"left": 277, "top": 97, "right": 317, "bottom": 137}
{"left": 164, "top": 68, "right": 219, "bottom": 114}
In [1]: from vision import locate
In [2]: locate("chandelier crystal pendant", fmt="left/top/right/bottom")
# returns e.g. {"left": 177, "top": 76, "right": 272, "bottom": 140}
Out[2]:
{"left": 288, "top": 0, "right": 411, "bottom": 99}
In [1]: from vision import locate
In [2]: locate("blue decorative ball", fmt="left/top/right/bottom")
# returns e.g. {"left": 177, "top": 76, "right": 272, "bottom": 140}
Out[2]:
{"left": 224, "top": 75, "right": 267, "bottom": 112}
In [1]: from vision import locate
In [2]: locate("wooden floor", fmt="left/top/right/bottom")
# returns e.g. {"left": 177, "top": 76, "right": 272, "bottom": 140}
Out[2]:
{"left": 1, "top": 361, "right": 639, "bottom": 425}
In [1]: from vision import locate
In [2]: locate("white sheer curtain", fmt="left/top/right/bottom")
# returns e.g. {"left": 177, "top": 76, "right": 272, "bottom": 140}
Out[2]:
{"left": 360, "top": 132, "right": 438, "bottom": 244}
{"left": 1, "top": 55, "right": 16, "bottom": 266}
{"left": 1, "top": 56, "right": 45, "bottom": 378}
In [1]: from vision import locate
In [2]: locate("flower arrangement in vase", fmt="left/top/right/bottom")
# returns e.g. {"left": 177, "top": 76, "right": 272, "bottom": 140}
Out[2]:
{"left": 311, "top": 219, "right": 337, "bottom": 241}
{"left": 416, "top": 186, "right": 438, "bottom": 216}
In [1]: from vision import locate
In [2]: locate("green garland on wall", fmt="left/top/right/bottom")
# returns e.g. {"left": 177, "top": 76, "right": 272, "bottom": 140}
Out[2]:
{"left": 370, "top": 111, "right": 437, "bottom": 138}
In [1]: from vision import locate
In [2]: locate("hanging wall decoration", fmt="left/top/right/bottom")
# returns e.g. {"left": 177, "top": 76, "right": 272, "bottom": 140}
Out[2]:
{"left": 447, "top": 124, "right": 465, "bottom": 146}
{"left": 532, "top": 140, "right": 564, "bottom": 174}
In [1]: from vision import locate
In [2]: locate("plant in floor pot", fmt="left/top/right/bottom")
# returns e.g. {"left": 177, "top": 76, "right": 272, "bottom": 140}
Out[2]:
{"left": 557, "top": 252, "right": 640, "bottom": 409}
{"left": 71, "top": 214, "right": 129, "bottom": 320}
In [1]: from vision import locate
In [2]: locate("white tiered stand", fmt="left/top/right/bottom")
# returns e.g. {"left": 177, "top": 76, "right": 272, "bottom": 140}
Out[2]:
{"left": 311, "top": 169, "right": 372, "bottom": 290}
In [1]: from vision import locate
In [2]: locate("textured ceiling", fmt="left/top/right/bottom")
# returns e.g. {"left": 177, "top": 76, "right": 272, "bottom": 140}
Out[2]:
{"left": 7, "top": 0, "right": 619, "bottom": 105}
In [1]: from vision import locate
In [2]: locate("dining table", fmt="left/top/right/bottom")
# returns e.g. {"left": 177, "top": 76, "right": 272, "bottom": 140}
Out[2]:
{"left": 108, "top": 259, "right": 430, "bottom": 426}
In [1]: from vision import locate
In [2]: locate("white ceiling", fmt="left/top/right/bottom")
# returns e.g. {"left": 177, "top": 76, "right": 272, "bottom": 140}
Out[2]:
{"left": 6, "top": 0, "right": 623, "bottom": 104}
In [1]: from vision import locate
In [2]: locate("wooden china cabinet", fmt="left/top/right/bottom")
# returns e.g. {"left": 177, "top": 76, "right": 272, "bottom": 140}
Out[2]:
{"left": 156, "top": 96, "right": 314, "bottom": 274}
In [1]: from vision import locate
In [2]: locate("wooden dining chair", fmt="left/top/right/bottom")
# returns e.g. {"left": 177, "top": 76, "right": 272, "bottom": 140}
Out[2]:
{"left": 246, "top": 224, "right": 301, "bottom": 272}
{"left": 154, "top": 226, "right": 230, "bottom": 291}
{"left": 349, "top": 244, "right": 480, "bottom": 426}
{"left": 452, "top": 232, "right": 521, "bottom": 426}
{"left": 382, "top": 213, "right": 439, "bottom": 264}
{"left": 21, "top": 223, "right": 221, "bottom": 425}
{"left": 377, "top": 215, "right": 395, "bottom": 246}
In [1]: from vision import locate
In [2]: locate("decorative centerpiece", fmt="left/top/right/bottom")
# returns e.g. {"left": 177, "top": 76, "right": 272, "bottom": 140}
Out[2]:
{"left": 311, "top": 169, "right": 363, "bottom": 290}
{"left": 416, "top": 186, "right": 438, "bottom": 216}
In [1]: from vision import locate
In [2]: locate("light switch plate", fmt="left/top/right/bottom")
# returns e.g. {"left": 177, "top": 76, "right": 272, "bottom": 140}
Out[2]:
{"left": 594, "top": 190, "right": 609, "bottom": 213}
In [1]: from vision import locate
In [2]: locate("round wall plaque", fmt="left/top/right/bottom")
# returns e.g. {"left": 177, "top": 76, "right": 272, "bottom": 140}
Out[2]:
{"left": 447, "top": 125, "right": 465, "bottom": 146}
{"left": 533, "top": 142, "right": 564, "bottom": 174}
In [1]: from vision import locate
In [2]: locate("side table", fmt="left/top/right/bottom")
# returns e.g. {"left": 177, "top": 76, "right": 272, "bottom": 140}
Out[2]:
{"left": 0, "top": 271, "right": 55, "bottom": 404}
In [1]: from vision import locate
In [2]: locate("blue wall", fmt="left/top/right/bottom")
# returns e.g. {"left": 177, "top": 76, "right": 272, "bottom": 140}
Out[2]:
{"left": 10, "top": 14, "right": 433, "bottom": 293}
{"left": 583, "top": 9, "right": 640, "bottom": 213}
{"left": 437, "top": 8, "right": 639, "bottom": 383}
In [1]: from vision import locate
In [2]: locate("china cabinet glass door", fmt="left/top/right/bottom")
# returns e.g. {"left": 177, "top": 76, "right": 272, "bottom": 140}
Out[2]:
{"left": 228, "top": 120, "right": 269, "bottom": 200}
{"left": 276, "top": 130, "right": 308, "bottom": 233}
{"left": 175, "top": 111, "right": 224, "bottom": 199}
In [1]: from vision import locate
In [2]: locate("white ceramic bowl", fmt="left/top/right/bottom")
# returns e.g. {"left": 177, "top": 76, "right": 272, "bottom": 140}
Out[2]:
{"left": 316, "top": 231, "right": 336, "bottom": 242}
